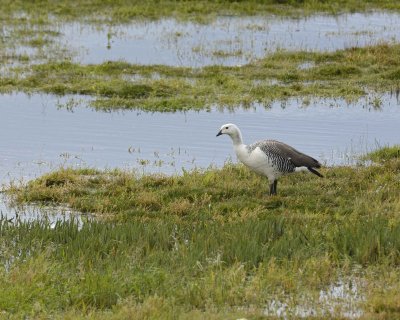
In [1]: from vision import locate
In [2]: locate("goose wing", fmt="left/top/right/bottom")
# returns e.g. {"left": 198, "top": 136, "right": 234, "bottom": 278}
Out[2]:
{"left": 256, "top": 140, "right": 321, "bottom": 168}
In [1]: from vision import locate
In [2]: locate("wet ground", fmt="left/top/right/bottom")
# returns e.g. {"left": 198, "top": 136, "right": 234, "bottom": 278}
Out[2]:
{"left": 264, "top": 278, "right": 364, "bottom": 318}
{"left": 0, "top": 194, "right": 89, "bottom": 226}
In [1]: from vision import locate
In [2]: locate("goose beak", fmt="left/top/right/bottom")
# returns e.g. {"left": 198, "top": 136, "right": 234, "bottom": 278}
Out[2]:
{"left": 216, "top": 130, "right": 222, "bottom": 137}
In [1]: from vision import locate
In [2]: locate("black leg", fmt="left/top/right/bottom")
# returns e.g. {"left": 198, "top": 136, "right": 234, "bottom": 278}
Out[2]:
{"left": 269, "top": 180, "right": 277, "bottom": 196}
{"left": 274, "top": 180, "right": 278, "bottom": 195}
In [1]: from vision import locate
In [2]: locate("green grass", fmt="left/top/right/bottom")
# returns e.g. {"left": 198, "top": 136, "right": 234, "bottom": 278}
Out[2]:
{"left": 2, "top": 0, "right": 400, "bottom": 24}
{"left": 3, "top": 0, "right": 398, "bottom": 67}
{"left": 7, "top": 159, "right": 400, "bottom": 223}
{"left": 2, "top": 43, "right": 400, "bottom": 111}
{"left": 4, "top": 148, "right": 400, "bottom": 318}
{"left": 363, "top": 145, "right": 400, "bottom": 162}
{"left": 2, "top": 0, "right": 400, "bottom": 315}
{"left": 2, "top": 1, "right": 400, "bottom": 112}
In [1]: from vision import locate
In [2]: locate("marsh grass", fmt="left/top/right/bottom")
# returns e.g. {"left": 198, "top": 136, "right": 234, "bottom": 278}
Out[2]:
{"left": 3, "top": 148, "right": 400, "bottom": 317}
{"left": 2, "top": 0, "right": 400, "bottom": 112}
{"left": 4, "top": 0, "right": 399, "bottom": 68}
{"left": 2, "top": 1, "right": 400, "bottom": 68}
{"left": 362, "top": 145, "right": 400, "bottom": 163}
{"left": 6, "top": 158, "right": 400, "bottom": 224}
{"left": 2, "top": 43, "right": 400, "bottom": 111}
{"left": 2, "top": 0, "right": 400, "bottom": 24}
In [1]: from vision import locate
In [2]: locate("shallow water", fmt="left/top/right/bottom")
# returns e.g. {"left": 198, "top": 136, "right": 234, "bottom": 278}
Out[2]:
{"left": 1, "top": 91, "right": 399, "bottom": 220}
{"left": 57, "top": 12, "right": 400, "bottom": 66}
{"left": 264, "top": 278, "right": 364, "bottom": 319}
{"left": 0, "top": 194, "right": 89, "bottom": 226}
{"left": 1, "top": 92, "right": 399, "bottom": 186}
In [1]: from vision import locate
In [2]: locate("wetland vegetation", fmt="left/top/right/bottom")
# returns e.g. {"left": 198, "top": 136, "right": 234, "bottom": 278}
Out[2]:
{"left": 2, "top": 0, "right": 400, "bottom": 23}
{"left": 2, "top": 0, "right": 400, "bottom": 112}
{"left": 2, "top": 43, "right": 400, "bottom": 111}
{"left": 3, "top": 147, "right": 400, "bottom": 318}
{"left": 2, "top": 0, "right": 400, "bottom": 318}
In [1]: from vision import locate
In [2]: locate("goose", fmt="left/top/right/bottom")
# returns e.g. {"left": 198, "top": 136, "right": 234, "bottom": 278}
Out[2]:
{"left": 216, "top": 123, "right": 323, "bottom": 195}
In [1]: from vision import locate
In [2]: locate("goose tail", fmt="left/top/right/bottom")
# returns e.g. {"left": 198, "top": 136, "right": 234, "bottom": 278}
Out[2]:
{"left": 308, "top": 167, "right": 323, "bottom": 178}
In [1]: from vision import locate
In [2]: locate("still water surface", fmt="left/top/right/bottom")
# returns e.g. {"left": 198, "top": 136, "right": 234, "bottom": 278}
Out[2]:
{"left": 1, "top": 92, "right": 399, "bottom": 187}
{"left": 58, "top": 12, "right": 400, "bottom": 66}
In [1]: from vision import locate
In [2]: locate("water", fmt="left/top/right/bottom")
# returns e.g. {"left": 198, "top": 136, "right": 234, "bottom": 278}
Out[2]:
{"left": 57, "top": 12, "right": 400, "bottom": 66}
{"left": 3, "top": 10, "right": 400, "bottom": 222}
{"left": 2, "top": 14, "right": 398, "bottom": 316}
{"left": 0, "top": 194, "right": 89, "bottom": 226}
{"left": 1, "top": 92, "right": 399, "bottom": 186}
{"left": 264, "top": 278, "right": 364, "bottom": 319}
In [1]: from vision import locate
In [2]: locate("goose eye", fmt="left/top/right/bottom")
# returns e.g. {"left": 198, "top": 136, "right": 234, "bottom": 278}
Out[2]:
{"left": 225, "top": 126, "right": 229, "bottom": 129}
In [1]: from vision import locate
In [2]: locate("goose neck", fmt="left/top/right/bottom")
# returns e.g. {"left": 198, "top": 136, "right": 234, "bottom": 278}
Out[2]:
{"left": 230, "top": 131, "right": 243, "bottom": 146}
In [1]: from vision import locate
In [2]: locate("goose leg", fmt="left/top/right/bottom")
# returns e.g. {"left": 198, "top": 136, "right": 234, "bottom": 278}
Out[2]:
{"left": 269, "top": 180, "right": 277, "bottom": 196}
{"left": 274, "top": 180, "right": 278, "bottom": 195}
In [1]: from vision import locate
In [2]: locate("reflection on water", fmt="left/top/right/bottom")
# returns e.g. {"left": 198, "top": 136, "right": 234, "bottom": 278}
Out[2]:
{"left": 1, "top": 92, "right": 400, "bottom": 187}
{"left": 264, "top": 278, "right": 365, "bottom": 319}
{"left": 0, "top": 194, "right": 89, "bottom": 226}
{"left": 57, "top": 12, "right": 400, "bottom": 66}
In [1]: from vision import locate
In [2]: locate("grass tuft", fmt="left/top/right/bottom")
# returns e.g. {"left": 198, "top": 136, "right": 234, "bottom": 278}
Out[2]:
{"left": 362, "top": 145, "right": 400, "bottom": 162}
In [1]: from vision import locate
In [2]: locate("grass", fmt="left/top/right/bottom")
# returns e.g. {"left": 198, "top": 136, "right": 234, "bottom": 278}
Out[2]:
{"left": 1, "top": 43, "right": 400, "bottom": 111}
{"left": 3, "top": 146, "right": 400, "bottom": 318}
{"left": 2, "top": 1, "right": 400, "bottom": 112}
{"left": 362, "top": 145, "right": 400, "bottom": 162}
{"left": 2, "top": 0, "right": 400, "bottom": 24}
{"left": 6, "top": 158, "right": 400, "bottom": 223}
{"left": 2, "top": 1, "right": 400, "bottom": 316}
{"left": 3, "top": 0, "right": 399, "bottom": 67}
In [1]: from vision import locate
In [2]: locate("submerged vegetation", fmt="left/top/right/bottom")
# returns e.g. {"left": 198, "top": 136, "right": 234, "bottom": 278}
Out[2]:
{"left": 1, "top": 43, "right": 400, "bottom": 111}
{"left": 3, "top": 147, "right": 400, "bottom": 318}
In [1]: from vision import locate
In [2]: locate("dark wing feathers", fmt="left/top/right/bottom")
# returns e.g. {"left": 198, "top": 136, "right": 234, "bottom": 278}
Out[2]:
{"left": 264, "top": 140, "right": 321, "bottom": 168}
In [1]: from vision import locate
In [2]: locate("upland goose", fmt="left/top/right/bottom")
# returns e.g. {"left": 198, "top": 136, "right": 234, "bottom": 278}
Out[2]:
{"left": 217, "top": 123, "right": 323, "bottom": 195}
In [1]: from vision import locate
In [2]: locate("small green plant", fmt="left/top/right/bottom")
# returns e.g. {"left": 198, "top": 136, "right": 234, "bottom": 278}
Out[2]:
{"left": 3, "top": 151, "right": 400, "bottom": 318}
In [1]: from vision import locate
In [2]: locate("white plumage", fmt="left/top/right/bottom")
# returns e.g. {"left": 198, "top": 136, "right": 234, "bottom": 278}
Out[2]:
{"left": 216, "top": 123, "right": 323, "bottom": 195}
